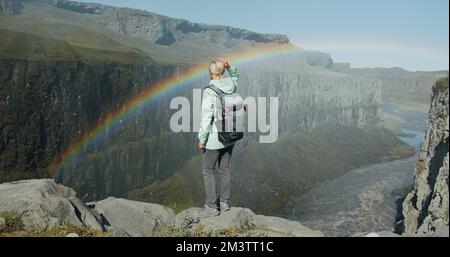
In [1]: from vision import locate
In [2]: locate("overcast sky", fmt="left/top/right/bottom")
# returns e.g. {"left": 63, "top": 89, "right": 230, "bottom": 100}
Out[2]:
{"left": 80, "top": 0, "right": 449, "bottom": 71}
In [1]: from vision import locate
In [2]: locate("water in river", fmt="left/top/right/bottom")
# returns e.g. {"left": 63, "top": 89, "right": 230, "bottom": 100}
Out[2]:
{"left": 289, "top": 101, "right": 428, "bottom": 236}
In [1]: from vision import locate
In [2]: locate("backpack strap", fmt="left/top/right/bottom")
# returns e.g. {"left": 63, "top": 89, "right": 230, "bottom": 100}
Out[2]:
{"left": 205, "top": 85, "right": 226, "bottom": 125}
{"left": 205, "top": 85, "right": 225, "bottom": 96}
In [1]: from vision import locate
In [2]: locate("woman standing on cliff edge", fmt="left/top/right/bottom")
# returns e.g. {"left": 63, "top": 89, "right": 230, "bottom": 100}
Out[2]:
{"left": 197, "top": 59, "right": 240, "bottom": 218}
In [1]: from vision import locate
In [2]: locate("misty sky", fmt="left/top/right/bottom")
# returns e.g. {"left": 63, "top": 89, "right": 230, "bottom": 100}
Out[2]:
{"left": 79, "top": 0, "right": 449, "bottom": 71}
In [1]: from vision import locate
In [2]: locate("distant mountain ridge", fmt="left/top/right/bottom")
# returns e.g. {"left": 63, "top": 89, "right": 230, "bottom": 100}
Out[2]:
{"left": 0, "top": 0, "right": 338, "bottom": 66}
{"left": 332, "top": 63, "right": 448, "bottom": 104}
{"left": 2, "top": 0, "right": 289, "bottom": 46}
{"left": 32, "top": 0, "right": 111, "bottom": 14}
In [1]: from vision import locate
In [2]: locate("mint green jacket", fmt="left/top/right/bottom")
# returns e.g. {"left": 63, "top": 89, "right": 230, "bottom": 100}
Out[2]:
{"left": 198, "top": 66, "right": 239, "bottom": 150}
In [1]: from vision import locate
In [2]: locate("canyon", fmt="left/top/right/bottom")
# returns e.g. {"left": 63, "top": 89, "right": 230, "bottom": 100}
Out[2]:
{"left": 0, "top": 0, "right": 446, "bottom": 228}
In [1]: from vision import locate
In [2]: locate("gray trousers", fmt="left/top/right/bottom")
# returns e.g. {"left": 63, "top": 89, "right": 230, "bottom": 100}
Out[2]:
{"left": 202, "top": 146, "right": 234, "bottom": 208}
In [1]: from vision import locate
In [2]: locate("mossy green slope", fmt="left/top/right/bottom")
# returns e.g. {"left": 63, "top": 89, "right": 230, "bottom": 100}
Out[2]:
{"left": 0, "top": 28, "right": 153, "bottom": 64}
{"left": 435, "top": 77, "right": 448, "bottom": 90}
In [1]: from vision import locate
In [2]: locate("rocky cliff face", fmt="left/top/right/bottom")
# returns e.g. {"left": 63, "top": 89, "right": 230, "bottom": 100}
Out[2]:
{"left": 0, "top": 60, "right": 187, "bottom": 184}
{"left": 348, "top": 67, "right": 448, "bottom": 103}
{"left": 6, "top": 0, "right": 288, "bottom": 47}
{"left": 0, "top": 0, "right": 21, "bottom": 14}
{"left": 22, "top": 0, "right": 109, "bottom": 14}
{"left": 239, "top": 69, "right": 382, "bottom": 134}
{"left": 3, "top": 0, "right": 109, "bottom": 14}
{"left": 401, "top": 77, "right": 449, "bottom": 235}
{"left": 99, "top": 9, "right": 289, "bottom": 46}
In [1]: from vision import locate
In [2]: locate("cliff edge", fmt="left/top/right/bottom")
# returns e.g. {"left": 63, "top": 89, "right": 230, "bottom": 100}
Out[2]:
{"left": 0, "top": 179, "right": 323, "bottom": 237}
{"left": 401, "top": 77, "right": 449, "bottom": 236}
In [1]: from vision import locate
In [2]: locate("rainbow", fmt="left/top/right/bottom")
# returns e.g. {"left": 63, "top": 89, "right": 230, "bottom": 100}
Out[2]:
{"left": 49, "top": 43, "right": 301, "bottom": 173}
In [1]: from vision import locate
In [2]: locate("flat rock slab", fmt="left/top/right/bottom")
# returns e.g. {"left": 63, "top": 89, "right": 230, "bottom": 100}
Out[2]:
{"left": 253, "top": 215, "right": 324, "bottom": 237}
{"left": 432, "top": 226, "right": 449, "bottom": 237}
{"left": 95, "top": 197, "right": 175, "bottom": 237}
{"left": 174, "top": 207, "right": 323, "bottom": 237}
{"left": 199, "top": 208, "right": 256, "bottom": 231}
{"left": 364, "top": 231, "right": 401, "bottom": 237}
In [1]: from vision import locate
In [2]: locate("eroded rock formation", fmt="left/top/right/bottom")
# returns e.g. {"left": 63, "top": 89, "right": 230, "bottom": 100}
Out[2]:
{"left": 401, "top": 78, "right": 449, "bottom": 235}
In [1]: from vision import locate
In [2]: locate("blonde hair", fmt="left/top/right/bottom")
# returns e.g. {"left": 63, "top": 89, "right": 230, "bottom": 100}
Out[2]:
{"left": 209, "top": 60, "right": 225, "bottom": 79}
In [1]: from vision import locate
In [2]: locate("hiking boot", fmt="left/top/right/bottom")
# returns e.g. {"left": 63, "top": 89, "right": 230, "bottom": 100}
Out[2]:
{"left": 199, "top": 205, "right": 220, "bottom": 219}
{"left": 220, "top": 202, "right": 230, "bottom": 213}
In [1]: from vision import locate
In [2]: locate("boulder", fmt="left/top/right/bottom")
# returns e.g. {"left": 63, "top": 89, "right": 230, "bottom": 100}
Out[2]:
{"left": 0, "top": 179, "right": 102, "bottom": 231}
{"left": 94, "top": 197, "right": 175, "bottom": 236}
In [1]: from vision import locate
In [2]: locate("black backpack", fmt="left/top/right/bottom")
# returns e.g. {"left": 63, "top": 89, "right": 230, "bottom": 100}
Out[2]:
{"left": 206, "top": 85, "right": 246, "bottom": 144}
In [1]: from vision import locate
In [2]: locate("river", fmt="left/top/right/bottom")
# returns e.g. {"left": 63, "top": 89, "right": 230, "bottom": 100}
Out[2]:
{"left": 288, "top": 101, "right": 428, "bottom": 236}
